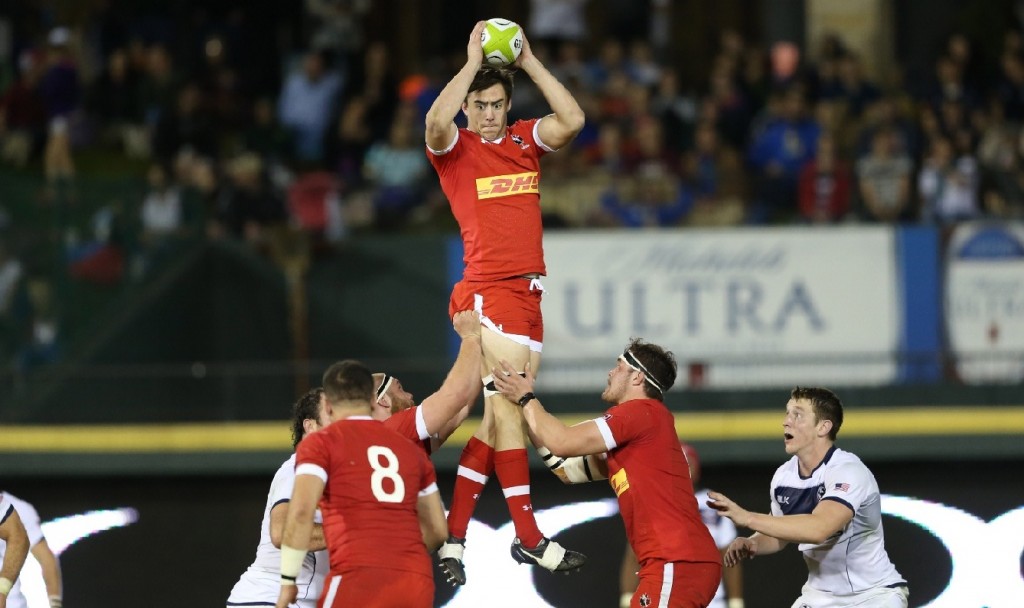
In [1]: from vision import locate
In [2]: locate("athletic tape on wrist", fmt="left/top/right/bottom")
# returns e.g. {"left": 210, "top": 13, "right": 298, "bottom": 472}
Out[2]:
{"left": 48, "top": 595, "right": 63, "bottom": 608}
{"left": 280, "top": 544, "right": 306, "bottom": 584}
{"left": 0, "top": 577, "right": 12, "bottom": 596}
{"left": 727, "top": 599, "right": 745, "bottom": 608}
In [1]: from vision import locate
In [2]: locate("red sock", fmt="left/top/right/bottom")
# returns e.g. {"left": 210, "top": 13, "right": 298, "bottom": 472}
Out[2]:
{"left": 494, "top": 448, "right": 543, "bottom": 548}
{"left": 446, "top": 437, "right": 495, "bottom": 539}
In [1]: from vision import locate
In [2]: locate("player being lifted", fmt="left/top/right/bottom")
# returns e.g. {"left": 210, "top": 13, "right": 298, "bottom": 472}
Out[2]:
{"left": 424, "top": 20, "right": 586, "bottom": 584}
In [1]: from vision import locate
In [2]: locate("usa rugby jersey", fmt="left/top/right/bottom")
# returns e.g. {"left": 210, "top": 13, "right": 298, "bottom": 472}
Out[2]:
{"left": 769, "top": 446, "right": 906, "bottom": 595}
{"left": 227, "top": 454, "right": 328, "bottom": 608}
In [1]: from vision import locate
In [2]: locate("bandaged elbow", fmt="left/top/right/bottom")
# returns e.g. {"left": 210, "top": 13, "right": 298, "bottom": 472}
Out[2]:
{"left": 537, "top": 447, "right": 606, "bottom": 484}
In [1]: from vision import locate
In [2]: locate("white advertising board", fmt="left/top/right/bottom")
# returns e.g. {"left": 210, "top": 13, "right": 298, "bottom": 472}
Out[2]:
{"left": 537, "top": 227, "right": 899, "bottom": 390}
{"left": 945, "top": 222, "right": 1024, "bottom": 384}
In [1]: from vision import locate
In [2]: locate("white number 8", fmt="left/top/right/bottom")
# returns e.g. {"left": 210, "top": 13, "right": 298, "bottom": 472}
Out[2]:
{"left": 367, "top": 446, "right": 405, "bottom": 503}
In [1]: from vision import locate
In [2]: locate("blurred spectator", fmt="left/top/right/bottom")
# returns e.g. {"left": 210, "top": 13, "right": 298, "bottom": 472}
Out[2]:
{"left": 0, "top": 49, "right": 47, "bottom": 168}
{"left": 586, "top": 39, "right": 629, "bottom": 91}
{"left": 683, "top": 121, "right": 746, "bottom": 227}
{"left": 996, "top": 51, "right": 1024, "bottom": 121}
{"left": 0, "top": 241, "right": 24, "bottom": 356}
{"left": 926, "top": 54, "right": 980, "bottom": 111}
{"left": 87, "top": 47, "right": 147, "bottom": 157}
{"left": 67, "top": 202, "right": 127, "bottom": 286}
{"left": 627, "top": 41, "right": 661, "bottom": 88}
{"left": 209, "top": 153, "right": 288, "bottom": 246}
{"left": 39, "top": 27, "right": 80, "bottom": 194}
{"left": 362, "top": 104, "right": 431, "bottom": 230}
{"left": 15, "top": 278, "right": 61, "bottom": 374}
{"left": 707, "top": 62, "right": 752, "bottom": 149}
{"left": 136, "top": 44, "right": 179, "bottom": 129}
{"left": 747, "top": 87, "right": 821, "bottom": 223}
{"left": 798, "top": 132, "right": 852, "bottom": 223}
{"left": 330, "top": 41, "right": 397, "bottom": 183}
{"left": 152, "top": 83, "right": 217, "bottom": 162}
{"left": 650, "top": 67, "right": 699, "bottom": 154}
{"left": 278, "top": 49, "right": 343, "bottom": 164}
{"left": 134, "top": 162, "right": 193, "bottom": 279}
{"left": 918, "top": 136, "right": 981, "bottom": 223}
{"left": 592, "top": 165, "right": 692, "bottom": 228}
{"left": 835, "top": 53, "right": 880, "bottom": 119}
{"left": 855, "top": 96, "right": 921, "bottom": 160}
{"left": 856, "top": 128, "right": 914, "bottom": 222}
{"left": 195, "top": 33, "right": 246, "bottom": 132}
{"left": 243, "top": 97, "right": 294, "bottom": 165}
{"left": 305, "top": 0, "right": 371, "bottom": 71}
{"left": 976, "top": 101, "right": 1024, "bottom": 218}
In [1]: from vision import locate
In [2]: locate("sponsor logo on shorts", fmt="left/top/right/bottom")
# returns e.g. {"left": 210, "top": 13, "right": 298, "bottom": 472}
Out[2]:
{"left": 476, "top": 172, "right": 539, "bottom": 199}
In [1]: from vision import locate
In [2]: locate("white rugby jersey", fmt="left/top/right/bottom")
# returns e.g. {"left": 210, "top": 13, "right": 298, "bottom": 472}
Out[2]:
{"left": 769, "top": 446, "right": 905, "bottom": 595}
{"left": 227, "top": 454, "right": 328, "bottom": 608}
{"left": 3, "top": 494, "right": 46, "bottom": 608}
{"left": 694, "top": 488, "right": 737, "bottom": 608}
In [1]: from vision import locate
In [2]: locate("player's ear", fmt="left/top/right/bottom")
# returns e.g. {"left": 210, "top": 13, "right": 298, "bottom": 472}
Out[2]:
{"left": 818, "top": 418, "right": 833, "bottom": 438}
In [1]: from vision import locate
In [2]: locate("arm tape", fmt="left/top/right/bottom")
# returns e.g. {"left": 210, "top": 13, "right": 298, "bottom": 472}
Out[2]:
{"left": 280, "top": 544, "right": 306, "bottom": 584}
{"left": 0, "top": 577, "right": 12, "bottom": 596}
{"left": 537, "top": 447, "right": 606, "bottom": 484}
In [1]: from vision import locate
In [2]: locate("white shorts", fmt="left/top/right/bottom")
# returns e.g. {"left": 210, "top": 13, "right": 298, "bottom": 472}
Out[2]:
{"left": 791, "top": 583, "right": 908, "bottom": 608}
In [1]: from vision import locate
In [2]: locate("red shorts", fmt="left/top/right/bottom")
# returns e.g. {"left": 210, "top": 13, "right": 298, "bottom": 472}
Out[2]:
{"left": 630, "top": 561, "right": 721, "bottom": 608}
{"left": 449, "top": 277, "right": 544, "bottom": 348}
{"left": 319, "top": 568, "right": 433, "bottom": 608}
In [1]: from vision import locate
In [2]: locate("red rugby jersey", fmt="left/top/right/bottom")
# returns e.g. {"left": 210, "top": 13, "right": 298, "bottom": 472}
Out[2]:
{"left": 428, "top": 119, "right": 549, "bottom": 281}
{"left": 295, "top": 416, "right": 438, "bottom": 576}
{"left": 384, "top": 405, "right": 433, "bottom": 455}
{"left": 597, "top": 399, "right": 721, "bottom": 567}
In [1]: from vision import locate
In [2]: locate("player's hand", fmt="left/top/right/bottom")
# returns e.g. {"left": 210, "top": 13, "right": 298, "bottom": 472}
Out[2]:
{"left": 275, "top": 584, "right": 297, "bottom": 608}
{"left": 468, "top": 21, "right": 485, "bottom": 65}
{"left": 452, "top": 310, "right": 482, "bottom": 340}
{"left": 492, "top": 359, "right": 534, "bottom": 403}
{"left": 722, "top": 537, "right": 758, "bottom": 567}
{"left": 706, "top": 491, "right": 752, "bottom": 528}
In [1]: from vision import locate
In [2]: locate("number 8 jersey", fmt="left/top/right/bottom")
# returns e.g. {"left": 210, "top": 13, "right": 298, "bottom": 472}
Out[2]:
{"left": 295, "top": 416, "right": 439, "bottom": 577}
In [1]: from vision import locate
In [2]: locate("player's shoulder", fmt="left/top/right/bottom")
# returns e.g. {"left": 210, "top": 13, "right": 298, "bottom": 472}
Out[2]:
{"left": 6, "top": 493, "right": 39, "bottom": 519}
{"left": 825, "top": 448, "right": 873, "bottom": 479}
{"left": 272, "top": 453, "right": 298, "bottom": 478}
{"left": 771, "top": 455, "right": 800, "bottom": 483}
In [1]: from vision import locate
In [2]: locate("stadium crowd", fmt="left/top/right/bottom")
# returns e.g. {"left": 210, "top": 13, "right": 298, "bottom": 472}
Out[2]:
{"left": 2, "top": 0, "right": 1024, "bottom": 372}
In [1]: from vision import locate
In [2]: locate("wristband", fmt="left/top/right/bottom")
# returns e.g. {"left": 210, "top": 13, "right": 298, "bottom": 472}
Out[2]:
{"left": 49, "top": 596, "right": 63, "bottom": 608}
{"left": 517, "top": 392, "right": 536, "bottom": 407}
{"left": 0, "top": 577, "right": 12, "bottom": 596}
{"left": 727, "top": 599, "right": 745, "bottom": 608}
{"left": 619, "top": 592, "right": 633, "bottom": 608}
{"left": 280, "top": 544, "right": 306, "bottom": 585}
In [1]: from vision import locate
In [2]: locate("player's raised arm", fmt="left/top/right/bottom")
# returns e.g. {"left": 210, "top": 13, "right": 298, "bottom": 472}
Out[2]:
{"left": 425, "top": 21, "right": 486, "bottom": 150}
{"left": 419, "top": 311, "right": 483, "bottom": 439}
{"left": 514, "top": 30, "right": 585, "bottom": 150}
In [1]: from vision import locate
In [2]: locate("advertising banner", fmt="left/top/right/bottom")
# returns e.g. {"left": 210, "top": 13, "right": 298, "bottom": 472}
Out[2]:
{"left": 945, "top": 222, "right": 1024, "bottom": 384}
{"left": 537, "top": 228, "right": 899, "bottom": 389}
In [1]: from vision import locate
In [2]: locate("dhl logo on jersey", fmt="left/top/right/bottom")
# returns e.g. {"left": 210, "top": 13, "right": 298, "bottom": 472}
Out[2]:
{"left": 476, "top": 172, "right": 539, "bottom": 199}
{"left": 610, "top": 468, "right": 630, "bottom": 496}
